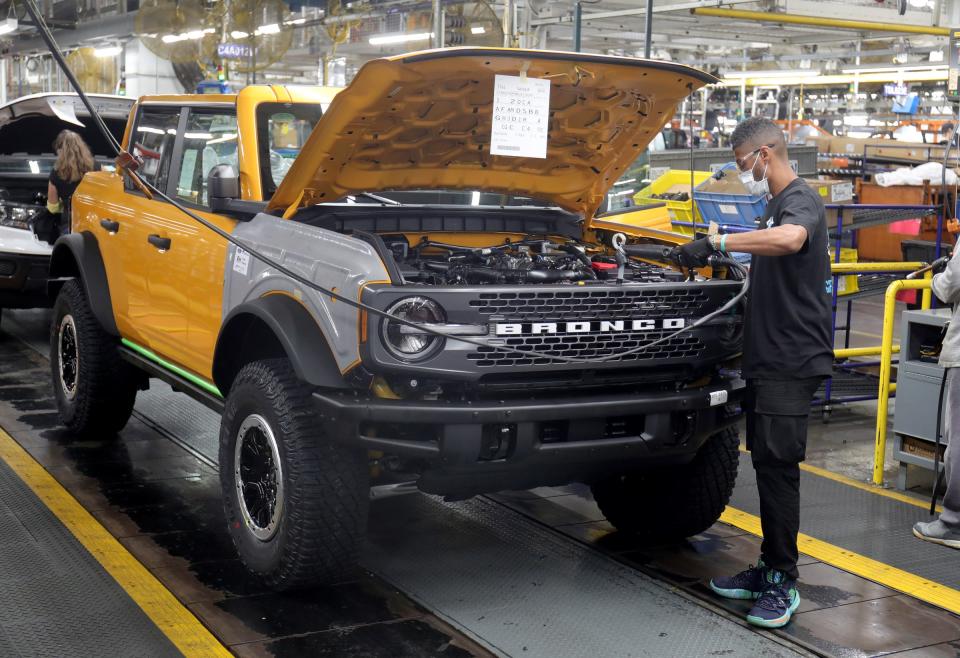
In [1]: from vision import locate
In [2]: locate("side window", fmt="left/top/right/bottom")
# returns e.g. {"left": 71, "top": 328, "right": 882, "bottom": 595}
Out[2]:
{"left": 256, "top": 103, "right": 324, "bottom": 197}
{"left": 129, "top": 108, "right": 181, "bottom": 193}
{"left": 175, "top": 111, "right": 239, "bottom": 206}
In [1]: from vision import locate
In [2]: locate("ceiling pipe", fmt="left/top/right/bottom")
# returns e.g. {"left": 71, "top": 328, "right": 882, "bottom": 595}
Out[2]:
{"left": 691, "top": 7, "right": 950, "bottom": 37}
{"left": 573, "top": 1, "right": 581, "bottom": 52}
{"left": 643, "top": 0, "right": 653, "bottom": 59}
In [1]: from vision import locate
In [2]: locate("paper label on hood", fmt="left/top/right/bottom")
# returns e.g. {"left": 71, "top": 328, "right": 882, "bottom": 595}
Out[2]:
{"left": 490, "top": 74, "right": 551, "bottom": 159}
{"left": 47, "top": 97, "right": 85, "bottom": 127}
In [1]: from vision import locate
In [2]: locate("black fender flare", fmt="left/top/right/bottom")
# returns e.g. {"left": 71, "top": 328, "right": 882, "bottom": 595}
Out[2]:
{"left": 48, "top": 232, "right": 119, "bottom": 336}
{"left": 212, "top": 294, "right": 346, "bottom": 394}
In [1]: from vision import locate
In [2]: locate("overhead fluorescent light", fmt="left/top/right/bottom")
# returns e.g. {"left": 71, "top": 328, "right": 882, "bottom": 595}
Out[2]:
{"left": 471, "top": 191, "right": 481, "bottom": 206}
{"left": 28, "top": 160, "right": 39, "bottom": 174}
{"left": 255, "top": 23, "right": 281, "bottom": 35}
{"left": 184, "top": 132, "right": 214, "bottom": 140}
{"left": 369, "top": 31, "right": 434, "bottom": 45}
{"left": 723, "top": 69, "right": 820, "bottom": 79}
{"left": 207, "top": 133, "right": 238, "bottom": 145}
{"left": 137, "top": 126, "right": 165, "bottom": 135}
{"left": 231, "top": 30, "right": 249, "bottom": 39}
{"left": 470, "top": 25, "right": 485, "bottom": 35}
{"left": 0, "top": 17, "right": 17, "bottom": 36}
{"left": 94, "top": 46, "right": 122, "bottom": 57}
{"left": 161, "top": 33, "right": 187, "bottom": 43}
{"left": 841, "top": 64, "right": 947, "bottom": 73}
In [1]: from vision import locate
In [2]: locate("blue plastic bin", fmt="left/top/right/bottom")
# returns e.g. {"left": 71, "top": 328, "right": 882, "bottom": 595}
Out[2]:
{"left": 693, "top": 163, "right": 768, "bottom": 228}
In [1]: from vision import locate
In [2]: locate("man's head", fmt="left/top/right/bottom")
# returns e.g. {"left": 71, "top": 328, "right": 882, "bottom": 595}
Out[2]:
{"left": 730, "top": 116, "right": 791, "bottom": 187}
{"left": 670, "top": 118, "right": 682, "bottom": 130}
{"left": 942, "top": 122, "right": 955, "bottom": 141}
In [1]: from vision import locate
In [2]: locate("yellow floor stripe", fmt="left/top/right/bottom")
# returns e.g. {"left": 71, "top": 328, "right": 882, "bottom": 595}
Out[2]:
{"left": 721, "top": 507, "right": 960, "bottom": 616}
{"left": 738, "top": 446, "right": 941, "bottom": 513}
{"left": 797, "top": 461, "right": 942, "bottom": 514}
{"left": 0, "top": 427, "right": 230, "bottom": 657}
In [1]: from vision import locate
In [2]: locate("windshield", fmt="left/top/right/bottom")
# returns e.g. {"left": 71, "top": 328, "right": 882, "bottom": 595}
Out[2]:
{"left": 257, "top": 102, "right": 324, "bottom": 197}
{"left": 333, "top": 190, "right": 557, "bottom": 208}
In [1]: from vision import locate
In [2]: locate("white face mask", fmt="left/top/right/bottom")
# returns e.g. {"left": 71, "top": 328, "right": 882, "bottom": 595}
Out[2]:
{"left": 739, "top": 151, "right": 770, "bottom": 197}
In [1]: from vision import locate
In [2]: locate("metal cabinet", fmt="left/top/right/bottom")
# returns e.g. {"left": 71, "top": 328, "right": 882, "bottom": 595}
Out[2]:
{"left": 893, "top": 308, "right": 953, "bottom": 490}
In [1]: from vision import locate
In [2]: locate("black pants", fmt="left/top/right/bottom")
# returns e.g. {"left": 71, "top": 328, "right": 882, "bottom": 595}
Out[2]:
{"left": 745, "top": 377, "right": 823, "bottom": 581}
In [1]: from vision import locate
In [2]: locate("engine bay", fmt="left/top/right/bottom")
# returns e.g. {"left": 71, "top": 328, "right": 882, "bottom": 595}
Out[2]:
{"left": 380, "top": 234, "right": 688, "bottom": 286}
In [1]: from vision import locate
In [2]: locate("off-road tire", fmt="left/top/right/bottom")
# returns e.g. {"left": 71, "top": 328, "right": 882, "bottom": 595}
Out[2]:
{"left": 220, "top": 358, "right": 369, "bottom": 591}
{"left": 50, "top": 280, "right": 137, "bottom": 436}
{"left": 591, "top": 428, "right": 739, "bottom": 540}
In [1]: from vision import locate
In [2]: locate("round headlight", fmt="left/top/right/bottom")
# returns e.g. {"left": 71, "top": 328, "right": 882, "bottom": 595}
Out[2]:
{"left": 381, "top": 296, "right": 446, "bottom": 361}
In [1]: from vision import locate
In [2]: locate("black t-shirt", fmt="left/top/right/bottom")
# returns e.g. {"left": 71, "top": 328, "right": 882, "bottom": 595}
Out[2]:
{"left": 49, "top": 170, "right": 80, "bottom": 206}
{"left": 49, "top": 164, "right": 98, "bottom": 209}
{"left": 742, "top": 178, "right": 834, "bottom": 380}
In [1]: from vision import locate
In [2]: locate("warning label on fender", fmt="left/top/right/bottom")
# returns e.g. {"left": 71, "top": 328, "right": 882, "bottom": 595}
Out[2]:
{"left": 490, "top": 74, "right": 551, "bottom": 159}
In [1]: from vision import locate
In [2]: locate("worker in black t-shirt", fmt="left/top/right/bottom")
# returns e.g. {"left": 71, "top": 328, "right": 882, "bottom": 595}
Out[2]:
{"left": 677, "top": 117, "right": 833, "bottom": 630}
{"left": 44, "top": 130, "right": 97, "bottom": 240}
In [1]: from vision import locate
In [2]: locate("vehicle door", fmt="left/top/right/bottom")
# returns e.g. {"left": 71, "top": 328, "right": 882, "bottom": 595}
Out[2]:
{"left": 94, "top": 105, "right": 182, "bottom": 349}
{"left": 112, "top": 104, "right": 238, "bottom": 377}
{"left": 164, "top": 107, "right": 239, "bottom": 377}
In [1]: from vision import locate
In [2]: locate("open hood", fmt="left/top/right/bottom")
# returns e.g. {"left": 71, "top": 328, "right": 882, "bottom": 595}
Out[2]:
{"left": 0, "top": 93, "right": 132, "bottom": 129}
{"left": 0, "top": 93, "right": 133, "bottom": 158}
{"left": 268, "top": 48, "right": 716, "bottom": 219}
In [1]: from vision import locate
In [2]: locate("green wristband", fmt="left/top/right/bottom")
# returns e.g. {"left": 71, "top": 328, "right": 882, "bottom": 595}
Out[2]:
{"left": 719, "top": 234, "right": 728, "bottom": 253}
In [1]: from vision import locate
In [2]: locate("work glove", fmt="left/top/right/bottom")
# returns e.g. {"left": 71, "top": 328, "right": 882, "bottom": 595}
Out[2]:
{"left": 674, "top": 237, "right": 716, "bottom": 269}
{"left": 931, "top": 255, "right": 952, "bottom": 275}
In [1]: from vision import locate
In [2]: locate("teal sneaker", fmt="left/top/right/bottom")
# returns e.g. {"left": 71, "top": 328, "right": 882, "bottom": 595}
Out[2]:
{"left": 709, "top": 560, "right": 766, "bottom": 600}
{"left": 746, "top": 568, "right": 800, "bottom": 629}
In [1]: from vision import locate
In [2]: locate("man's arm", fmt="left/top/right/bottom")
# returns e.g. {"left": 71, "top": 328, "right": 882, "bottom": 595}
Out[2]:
{"left": 720, "top": 224, "right": 808, "bottom": 256}
{"left": 932, "top": 249, "right": 960, "bottom": 305}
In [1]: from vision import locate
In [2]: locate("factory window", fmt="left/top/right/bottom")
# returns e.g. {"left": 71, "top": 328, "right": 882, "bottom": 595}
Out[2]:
{"left": 174, "top": 110, "right": 239, "bottom": 206}
{"left": 129, "top": 107, "right": 181, "bottom": 193}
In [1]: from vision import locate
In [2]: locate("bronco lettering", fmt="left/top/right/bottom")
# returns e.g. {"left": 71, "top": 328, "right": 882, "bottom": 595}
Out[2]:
{"left": 495, "top": 318, "right": 687, "bottom": 336}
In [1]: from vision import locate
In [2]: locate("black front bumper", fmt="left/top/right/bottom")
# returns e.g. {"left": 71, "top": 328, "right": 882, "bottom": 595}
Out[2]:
{"left": 0, "top": 252, "right": 50, "bottom": 309}
{"left": 315, "top": 376, "right": 745, "bottom": 496}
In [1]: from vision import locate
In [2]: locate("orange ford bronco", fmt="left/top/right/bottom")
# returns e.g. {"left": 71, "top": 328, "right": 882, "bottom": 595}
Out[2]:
{"left": 48, "top": 48, "right": 744, "bottom": 590}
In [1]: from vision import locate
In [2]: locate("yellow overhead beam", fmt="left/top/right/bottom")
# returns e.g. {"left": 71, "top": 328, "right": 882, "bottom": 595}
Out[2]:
{"left": 692, "top": 7, "right": 950, "bottom": 37}
{"left": 719, "top": 69, "right": 947, "bottom": 87}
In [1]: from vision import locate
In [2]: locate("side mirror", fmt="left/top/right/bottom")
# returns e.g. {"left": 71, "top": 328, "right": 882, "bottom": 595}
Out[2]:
{"left": 209, "top": 164, "right": 239, "bottom": 211}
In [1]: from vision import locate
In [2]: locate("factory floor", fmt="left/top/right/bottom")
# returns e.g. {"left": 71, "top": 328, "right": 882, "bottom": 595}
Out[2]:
{"left": 0, "top": 303, "right": 957, "bottom": 658}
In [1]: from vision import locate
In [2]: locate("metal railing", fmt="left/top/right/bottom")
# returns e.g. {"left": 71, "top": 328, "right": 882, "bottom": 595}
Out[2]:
{"left": 873, "top": 276, "right": 934, "bottom": 486}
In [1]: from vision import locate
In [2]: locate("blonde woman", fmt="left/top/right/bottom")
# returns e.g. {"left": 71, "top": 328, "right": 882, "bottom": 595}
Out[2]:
{"left": 46, "top": 129, "right": 97, "bottom": 235}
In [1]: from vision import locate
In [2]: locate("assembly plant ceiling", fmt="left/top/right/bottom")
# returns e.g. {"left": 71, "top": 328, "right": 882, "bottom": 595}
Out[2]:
{"left": 0, "top": 0, "right": 953, "bottom": 90}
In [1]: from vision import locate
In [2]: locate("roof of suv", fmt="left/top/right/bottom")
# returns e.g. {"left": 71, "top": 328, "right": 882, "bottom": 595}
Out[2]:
{"left": 135, "top": 86, "right": 341, "bottom": 107}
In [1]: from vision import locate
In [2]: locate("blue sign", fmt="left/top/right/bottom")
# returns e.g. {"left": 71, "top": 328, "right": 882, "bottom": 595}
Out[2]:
{"left": 218, "top": 43, "right": 253, "bottom": 59}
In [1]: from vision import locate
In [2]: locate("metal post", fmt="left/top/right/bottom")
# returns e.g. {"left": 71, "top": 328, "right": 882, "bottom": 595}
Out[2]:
{"left": 502, "top": 0, "right": 514, "bottom": 48}
{"left": 573, "top": 2, "right": 581, "bottom": 52}
{"left": 433, "top": 0, "right": 443, "bottom": 48}
{"left": 643, "top": 0, "right": 653, "bottom": 59}
{"left": 874, "top": 278, "right": 932, "bottom": 485}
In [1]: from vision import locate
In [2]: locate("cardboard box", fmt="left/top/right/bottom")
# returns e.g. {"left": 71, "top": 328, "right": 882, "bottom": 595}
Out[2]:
{"left": 805, "top": 178, "right": 854, "bottom": 228}
{"left": 698, "top": 170, "right": 750, "bottom": 195}
{"left": 827, "top": 135, "right": 945, "bottom": 163}
{"left": 808, "top": 178, "right": 853, "bottom": 204}
{"left": 805, "top": 135, "right": 833, "bottom": 154}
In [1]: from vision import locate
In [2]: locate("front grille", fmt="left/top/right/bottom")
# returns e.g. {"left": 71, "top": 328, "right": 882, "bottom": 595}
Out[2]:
{"left": 465, "top": 287, "right": 712, "bottom": 367}
{"left": 468, "top": 288, "right": 711, "bottom": 321}
{"left": 467, "top": 330, "right": 704, "bottom": 367}
{"left": 0, "top": 260, "right": 16, "bottom": 277}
